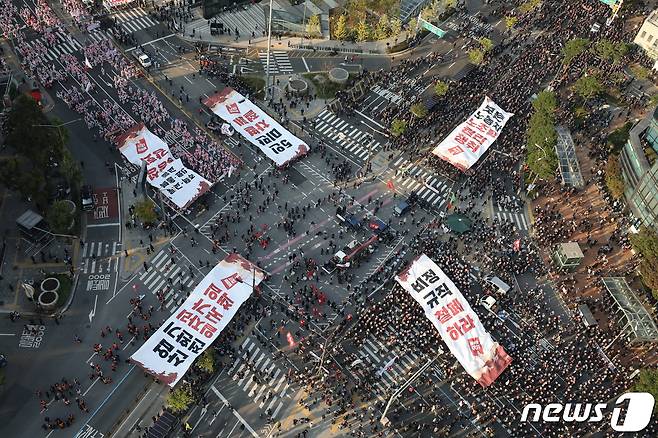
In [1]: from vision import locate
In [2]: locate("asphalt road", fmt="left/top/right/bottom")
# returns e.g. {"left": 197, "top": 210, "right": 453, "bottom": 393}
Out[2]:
{"left": 0, "top": 3, "right": 563, "bottom": 438}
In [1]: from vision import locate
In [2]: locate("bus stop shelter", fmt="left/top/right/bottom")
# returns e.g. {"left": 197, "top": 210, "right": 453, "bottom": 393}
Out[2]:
{"left": 601, "top": 277, "right": 658, "bottom": 344}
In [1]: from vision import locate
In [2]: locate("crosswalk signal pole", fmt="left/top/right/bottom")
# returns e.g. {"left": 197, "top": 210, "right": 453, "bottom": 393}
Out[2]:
{"left": 265, "top": 0, "right": 274, "bottom": 101}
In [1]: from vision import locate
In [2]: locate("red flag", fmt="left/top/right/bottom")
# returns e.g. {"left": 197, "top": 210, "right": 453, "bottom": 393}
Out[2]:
{"left": 386, "top": 180, "right": 394, "bottom": 190}
{"left": 513, "top": 239, "right": 521, "bottom": 252}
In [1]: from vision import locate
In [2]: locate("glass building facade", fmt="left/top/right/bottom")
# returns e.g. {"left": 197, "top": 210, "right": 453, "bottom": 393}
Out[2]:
{"left": 620, "top": 109, "right": 658, "bottom": 228}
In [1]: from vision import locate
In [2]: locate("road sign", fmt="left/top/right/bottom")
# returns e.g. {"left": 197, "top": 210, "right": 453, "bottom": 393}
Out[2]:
{"left": 419, "top": 18, "right": 447, "bottom": 38}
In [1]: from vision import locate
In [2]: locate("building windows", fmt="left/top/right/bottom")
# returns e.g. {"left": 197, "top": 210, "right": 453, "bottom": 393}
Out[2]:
{"left": 642, "top": 30, "right": 647, "bottom": 39}
{"left": 649, "top": 35, "right": 655, "bottom": 43}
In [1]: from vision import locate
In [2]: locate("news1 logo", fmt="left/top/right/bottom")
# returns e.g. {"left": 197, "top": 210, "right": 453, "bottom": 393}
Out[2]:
{"left": 520, "top": 392, "right": 655, "bottom": 432}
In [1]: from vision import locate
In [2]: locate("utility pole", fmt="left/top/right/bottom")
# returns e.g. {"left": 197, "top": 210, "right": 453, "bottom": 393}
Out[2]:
{"left": 265, "top": 0, "right": 274, "bottom": 100}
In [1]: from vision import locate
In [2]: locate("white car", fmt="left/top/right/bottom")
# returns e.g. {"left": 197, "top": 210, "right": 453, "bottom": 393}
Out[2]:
{"left": 137, "top": 54, "right": 152, "bottom": 68}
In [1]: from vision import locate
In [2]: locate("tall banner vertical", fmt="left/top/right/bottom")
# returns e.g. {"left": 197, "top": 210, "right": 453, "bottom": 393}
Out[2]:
{"left": 431, "top": 97, "right": 513, "bottom": 171}
{"left": 395, "top": 254, "right": 512, "bottom": 387}
{"left": 130, "top": 254, "right": 265, "bottom": 386}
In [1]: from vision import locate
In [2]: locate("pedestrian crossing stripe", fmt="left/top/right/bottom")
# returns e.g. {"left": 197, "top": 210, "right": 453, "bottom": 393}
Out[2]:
{"left": 314, "top": 110, "right": 381, "bottom": 161}
{"left": 25, "top": 30, "right": 84, "bottom": 61}
{"left": 138, "top": 250, "right": 197, "bottom": 310}
{"left": 371, "top": 85, "right": 403, "bottom": 105}
{"left": 112, "top": 8, "right": 159, "bottom": 33}
{"left": 258, "top": 51, "right": 293, "bottom": 74}
{"left": 82, "top": 241, "right": 119, "bottom": 258}
{"left": 494, "top": 208, "right": 529, "bottom": 231}
{"left": 227, "top": 336, "right": 288, "bottom": 417}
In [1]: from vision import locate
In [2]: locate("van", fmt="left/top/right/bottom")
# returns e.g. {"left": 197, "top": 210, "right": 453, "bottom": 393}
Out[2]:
{"left": 137, "top": 54, "right": 152, "bottom": 68}
{"left": 484, "top": 276, "right": 511, "bottom": 294}
{"left": 480, "top": 295, "right": 497, "bottom": 311}
{"left": 394, "top": 201, "right": 410, "bottom": 216}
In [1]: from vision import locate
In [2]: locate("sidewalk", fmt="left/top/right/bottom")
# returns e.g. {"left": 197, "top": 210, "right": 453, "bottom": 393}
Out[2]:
{"left": 118, "top": 178, "right": 175, "bottom": 281}
{"left": 177, "top": 6, "right": 411, "bottom": 56}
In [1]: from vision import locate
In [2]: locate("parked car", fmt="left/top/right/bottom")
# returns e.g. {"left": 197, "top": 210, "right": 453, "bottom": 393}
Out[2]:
{"left": 81, "top": 185, "right": 94, "bottom": 211}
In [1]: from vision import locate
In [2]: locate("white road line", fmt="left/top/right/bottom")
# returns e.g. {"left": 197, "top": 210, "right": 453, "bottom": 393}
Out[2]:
{"left": 302, "top": 56, "right": 310, "bottom": 72}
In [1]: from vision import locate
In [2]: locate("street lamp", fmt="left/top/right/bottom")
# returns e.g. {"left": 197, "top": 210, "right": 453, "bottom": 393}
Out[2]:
{"left": 265, "top": 0, "right": 274, "bottom": 101}
{"left": 33, "top": 118, "right": 83, "bottom": 148}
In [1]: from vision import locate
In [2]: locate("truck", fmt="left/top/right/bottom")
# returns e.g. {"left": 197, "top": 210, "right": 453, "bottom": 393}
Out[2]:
{"left": 322, "top": 235, "right": 378, "bottom": 274}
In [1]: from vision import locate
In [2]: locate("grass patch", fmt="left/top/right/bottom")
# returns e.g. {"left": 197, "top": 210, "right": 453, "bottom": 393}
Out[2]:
{"left": 48, "top": 273, "right": 73, "bottom": 308}
{"left": 302, "top": 73, "right": 346, "bottom": 99}
{"left": 241, "top": 76, "right": 265, "bottom": 100}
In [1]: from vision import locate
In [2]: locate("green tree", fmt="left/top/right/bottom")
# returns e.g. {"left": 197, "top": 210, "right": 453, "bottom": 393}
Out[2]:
{"left": 196, "top": 349, "right": 215, "bottom": 373}
{"left": 593, "top": 40, "right": 628, "bottom": 64}
{"left": 166, "top": 384, "right": 194, "bottom": 414}
{"left": 334, "top": 14, "right": 349, "bottom": 40}
{"left": 562, "top": 38, "right": 589, "bottom": 66}
{"left": 389, "top": 17, "right": 402, "bottom": 36}
{"left": 649, "top": 94, "right": 658, "bottom": 109}
{"left": 533, "top": 90, "right": 557, "bottom": 113}
{"left": 478, "top": 37, "right": 494, "bottom": 53}
{"left": 573, "top": 74, "right": 602, "bottom": 100}
{"left": 630, "top": 227, "right": 658, "bottom": 298}
{"left": 6, "top": 95, "right": 60, "bottom": 168}
{"left": 468, "top": 48, "right": 484, "bottom": 66}
{"left": 526, "top": 91, "right": 558, "bottom": 179}
{"left": 0, "top": 157, "right": 21, "bottom": 190}
{"left": 631, "top": 64, "right": 651, "bottom": 81}
{"left": 410, "top": 103, "right": 428, "bottom": 118}
{"left": 390, "top": 118, "right": 407, "bottom": 137}
{"left": 134, "top": 198, "right": 158, "bottom": 225}
{"left": 634, "top": 368, "right": 658, "bottom": 415}
{"left": 60, "top": 149, "right": 82, "bottom": 188}
{"left": 434, "top": 80, "right": 449, "bottom": 97}
{"left": 355, "top": 18, "right": 371, "bottom": 42}
{"left": 47, "top": 200, "right": 75, "bottom": 234}
{"left": 307, "top": 14, "right": 321, "bottom": 37}
{"left": 604, "top": 155, "right": 625, "bottom": 199}
{"left": 408, "top": 18, "right": 418, "bottom": 35}
{"left": 18, "top": 170, "right": 46, "bottom": 206}
{"left": 375, "top": 14, "right": 390, "bottom": 40}
{"left": 504, "top": 16, "right": 518, "bottom": 30}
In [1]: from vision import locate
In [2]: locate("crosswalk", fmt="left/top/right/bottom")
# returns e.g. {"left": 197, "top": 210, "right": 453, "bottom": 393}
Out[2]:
{"left": 81, "top": 241, "right": 120, "bottom": 274}
{"left": 111, "top": 7, "right": 159, "bottom": 33}
{"left": 313, "top": 110, "right": 382, "bottom": 161}
{"left": 226, "top": 336, "right": 291, "bottom": 418}
{"left": 138, "top": 250, "right": 198, "bottom": 311}
{"left": 494, "top": 205, "right": 529, "bottom": 231}
{"left": 258, "top": 51, "right": 293, "bottom": 75}
{"left": 388, "top": 156, "right": 451, "bottom": 209}
{"left": 23, "top": 29, "right": 109, "bottom": 63}
{"left": 371, "top": 85, "right": 403, "bottom": 105}
{"left": 24, "top": 29, "right": 83, "bottom": 62}
{"left": 351, "top": 325, "right": 428, "bottom": 401}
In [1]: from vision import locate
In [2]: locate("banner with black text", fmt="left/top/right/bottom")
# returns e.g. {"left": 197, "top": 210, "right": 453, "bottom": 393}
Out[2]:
{"left": 395, "top": 254, "right": 512, "bottom": 386}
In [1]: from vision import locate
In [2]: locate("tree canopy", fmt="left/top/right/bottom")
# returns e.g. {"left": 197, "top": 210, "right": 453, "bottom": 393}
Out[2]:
{"left": 525, "top": 91, "right": 558, "bottom": 179}
{"left": 166, "top": 384, "right": 194, "bottom": 413}
{"left": 434, "top": 80, "right": 449, "bottom": 97}
{"left": 134, "top": 198, "right": 158, "bottom": 225}
{"left": 634, "top": 368, "right": 658, "bottom": 415}
{"left": 390, "top": 119, "right": 407, "bottom": 137}
{"left": 47, "top": 200, "right": 75, "bottom": 235}
{"left": 410, "top": 103, "right": 428, "bottom": 118}
{"left": 630, "top": 227, "right": 658, "bottom": 299}
{"left": 573, "top": 74, "right": 603, "bottom": 100}
{"left": 562, "top": 38, "right": 589, "bottom": 66}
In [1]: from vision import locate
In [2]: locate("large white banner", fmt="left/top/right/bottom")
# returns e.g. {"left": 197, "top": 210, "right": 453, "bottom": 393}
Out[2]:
{"left": 130, "top": 254, "right": 265, "bottom": 387}
{"left": 432, "top": 97, "right": 513, "bottom": 171}
{"left": 204, "top": 88, "right": 309, "bottom": 167}
{"left": 116, "top": 124, "right": 211, "bottom": 209}
{"left": 395, "top": 254, "right": 512, "bottom": 387}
